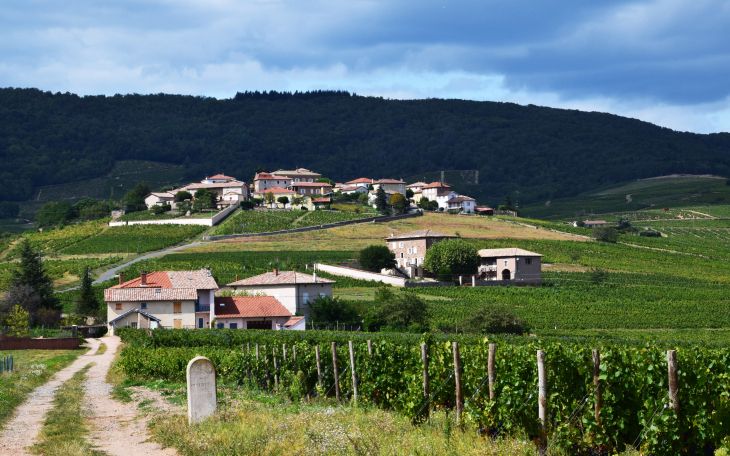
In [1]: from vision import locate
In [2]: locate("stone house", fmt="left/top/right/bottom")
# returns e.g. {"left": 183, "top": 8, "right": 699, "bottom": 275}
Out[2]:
{"left": 225, "top": 270, "right": 335, "bottom": 320}
{"left": 477, "top": 248, "right": 542, "bottom": 285}
{"left": 105, "top": 270, "right": 218, "bottom": 334}
{"left": 386, "top": 230, "right": 457, "bottom": 274}
{"left": 272, "top": 168, "right": 322, "bottom": 183}
{"left": 144, "top": 192, "right": 176, "bottom": 209}
{"left": 288, "top": 181, "right": 333, "bottom": 196}
{"left": 372, "top": 179, "right": 406, "bottom": 195}
{"left": 253, "top": 173, "right": 293, "bottom": 192}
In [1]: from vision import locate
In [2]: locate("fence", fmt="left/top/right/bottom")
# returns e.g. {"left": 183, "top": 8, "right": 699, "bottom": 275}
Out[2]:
{"left": 0, "top": 355, "right": 13, "bottom": 373}
{"left": 204, "top": 211, "right": 422, "bottom": 241}
{"left": 0, "top": 335, "right": 79, "bottom": 350}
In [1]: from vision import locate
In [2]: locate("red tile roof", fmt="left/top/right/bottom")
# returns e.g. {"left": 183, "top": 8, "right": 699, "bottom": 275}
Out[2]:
{"left": 214, "top": 296, "right": 291, "bottom": 318}
{"left": 254, "top": 173, "right": 291, "bottom": 181}
{"left": 109, "top": 270, "right": 218, "bottom": 292}
{"left": 113, "top": 271, "right": 172, "bottom": 289}
{"left": 227, "top": 270, "right": 335, "bottom": 286}
{"left": 207, "top": 174, "right": 236, "bottom": 180}
{"left": 312, "top": 198, "right": 331, "bottom": 203}
{"left": 374, "top": 179, "right": 405, "bottom": 184}
{"left": 345, "top": 178, "right": 373, "bottom": 184}
{"left": 253, "top": 187, "right": 296, "bottom": 195}
{"left": 406, "top": 182, "right": 428, "bottom": 188}
{"left": 181, "top": 181, "right": 246, "bottom": 190}
{"left": 448, "top": 196, "right": 475, "bottom": 202}
{"left": 104, "top": 288, "right": 198, "bottom": 302}
{"left": 284, "top": 316, "right": 304, "bottom": 328}
{"left": 422, "top": 182, "right": 451, "bottom": 189}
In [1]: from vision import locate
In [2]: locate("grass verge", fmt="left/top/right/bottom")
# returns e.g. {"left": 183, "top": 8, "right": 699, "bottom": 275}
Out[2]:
{"left": 30, "top": 364, "right": 106, "bottom": 456}
{"left": 0, "top": 348, "right": 89, "bottom": 429}
{"left": 95, "top": 343, "right": 107, "bottom": 355}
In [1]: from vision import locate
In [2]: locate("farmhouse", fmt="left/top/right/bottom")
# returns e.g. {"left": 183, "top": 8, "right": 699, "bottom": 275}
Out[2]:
{"left": 477, "top": 248, "right": 542, "bottom": 285}
{"left": 252, "top": 187, "right": 296, "bottom": 208}
{"left": 179, "top": 175, "right": 249, "bottom": 201}
{"left": 253, "top": 173, "right": 293, "bottom": 192}
{"left": 213, "top": 296, "right": 298, "bottom": 330}
{"left": 144, "top": 192, "right": 176, "bottom": 208}
{"left": 226, "top": 270, "right": 335, "bottom": 320}
{"left": 447, "top": 196, "right": 476, "bottom": 212}
{"left": 581, "top": 220, "right": 608, "bottom": 227}
{"left": 386, "top": 229, "right": 457, "bottom": 273}
{"left": 105, "top": 270, "right": 218, "bottom": 334}
{"left": 372, "top": 179, "right": 406, "bottom": 195}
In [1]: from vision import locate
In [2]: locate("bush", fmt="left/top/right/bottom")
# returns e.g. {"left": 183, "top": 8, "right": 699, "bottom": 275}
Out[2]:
{"left": 151, "top": 204, "right": 170, "bottom": 215}
{"left": 639, "top": 230, "right": 662, "bottom": 237}
{"left": 459, "top": 305, "right": 526, "bottom": 335}
{"left": 240, "top": 201, "right": 254, "bottom": 210}
{"left": 423, "top": 239, "right": 480, "bottom": 275}
{"left": 591, "top": 226, "right": 619, "bottom": 243}
{"left": 359, "top": 245, "right": 396, "bottom": 272}
{"left": 437, "top": 267, "right": 453, "bottom": 282}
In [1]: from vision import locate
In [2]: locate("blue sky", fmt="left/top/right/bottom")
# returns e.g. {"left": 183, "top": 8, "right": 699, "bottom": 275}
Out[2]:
{"left": 1, "top": 0, "right": 729, "bottom": 133}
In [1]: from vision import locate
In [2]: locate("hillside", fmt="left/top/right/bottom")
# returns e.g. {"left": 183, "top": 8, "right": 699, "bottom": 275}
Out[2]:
{"left": 2, "top": 88, "right": 730, "bottom": 206}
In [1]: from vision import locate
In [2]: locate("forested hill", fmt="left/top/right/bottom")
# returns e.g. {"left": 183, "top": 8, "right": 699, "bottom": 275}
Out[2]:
{"left": 2, "top": 87, "right": 729, "bottom": 205}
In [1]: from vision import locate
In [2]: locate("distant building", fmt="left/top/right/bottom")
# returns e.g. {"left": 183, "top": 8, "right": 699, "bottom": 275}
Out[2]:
{"left": 581, "top": 220, "right": 608, "bottom": 228}
{"left": 288, "top": 181, "right": 333, "bottom": 196}
{"left": 253, "top": 173, "right": 293, "bottom": 192}
{"left": 475, "top": 206, "right": 494, "bottom": 216}
{"left": 477, "top": 248, "right": 542, "bottom": 285}
{"left": 144, "top": 192, "right": 176, "bottom": 208}
{"left": 385, "top": 230, "right": 457, "bottom": 273}
{"left": 447, "top": 196, "right": 476, "bottom": 212}
{"left": 226, "top": 270, "right": 335, "bottom": 320}
{"left": 272, "top": 168, "right": 322, "bottom": 183}
{"left": 406, "top": 182, "right": 428, "bottom": 193}
{"left": 179, "top": 175, "right": 249, "bottom": 202}
{"left": 252, "top": 187, "right": 296, "bottom": 208}
{"left": 372, "top": 179, "right": 406, "bottom": 196}
{"left": 213, "top": 296, "right": 296, "bottom": 330}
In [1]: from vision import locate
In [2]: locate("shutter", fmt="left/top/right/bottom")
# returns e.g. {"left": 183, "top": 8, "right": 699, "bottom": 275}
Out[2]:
{"left": 174, "top": 302, "right": 182, "bottom": 313}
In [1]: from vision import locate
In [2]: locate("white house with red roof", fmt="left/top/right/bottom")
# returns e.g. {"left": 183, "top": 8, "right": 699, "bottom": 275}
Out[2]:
{"left": 178, "top": 174, "right": 249, "bottom": 203}
{"left": 225, "top": 269, "right": 335, "bottom": 319}
{"left": 420, "top": 182, "right": 474, "bottom": 211}
{"left": 105, "top": 269, "right": 218, "bottom": 334}
{"left": 213, "top": 296, "right": 297, "bottom": 330}
{"left": 371, "top": 178, "right": 405, "bottom": 195}
{"left": 252, "top": 187, "right": 297, "bottom": 208}
{"left": 344, "top": 177, "right": 374, "bottom": 189}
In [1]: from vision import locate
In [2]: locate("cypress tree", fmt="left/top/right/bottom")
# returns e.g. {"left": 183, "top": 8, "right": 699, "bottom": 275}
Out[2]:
{"left": 12, "top": 239, "right": 60, "bottom": 311}
{"left": 375, "top": 185, "right": 388, "bottom": 211}
{"left": 76, "top": 267, "right": 97, "bottom": 316}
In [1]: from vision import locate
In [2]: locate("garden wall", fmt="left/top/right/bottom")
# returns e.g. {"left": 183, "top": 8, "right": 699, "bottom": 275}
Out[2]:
{"left": 315, "top": 264, "right": 407, "bottom": 287}
{"left": 0, "top": 336, "right": 79, "bottom": 350}
{"left": 109, "top": 203, "right": 239, "bottom": 227}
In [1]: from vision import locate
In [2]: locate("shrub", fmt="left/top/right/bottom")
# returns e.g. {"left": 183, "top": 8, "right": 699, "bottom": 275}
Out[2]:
{"left": 591, "top": 226, "right": 619, "bottom": 243}
{"left": 359, "top": 245, "right": 396, "bottom": 271}
{"left": 424, "top": 239, "right": 480, "bottom": 275}
{"left": 639, "top": 230, "right": 662, "bottom": 237}
{"left": 437, "top": 267, "right": 453, "bottom": 282}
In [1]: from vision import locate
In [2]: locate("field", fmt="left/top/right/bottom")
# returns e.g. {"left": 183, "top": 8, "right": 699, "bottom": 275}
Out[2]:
{"left": 0, "top": 256, "right": 123, "bottom": 291}
{"left": 211, "top": 209, "right": 375, "bottom": 236}
{"left": 118, "top": 208, "right": 224, "bottom": 222}
{"left": 59, "top": 224, "right": 207, "bottom": 255}
{"left": 521, "top": 176, "right": 730, "bottom": 221}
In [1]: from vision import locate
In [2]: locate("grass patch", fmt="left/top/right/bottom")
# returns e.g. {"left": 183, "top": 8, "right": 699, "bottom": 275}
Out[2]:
{"left": 0, "top": 348, "right": 88, "bottom": 429}
{"left": 30, "top": 364, "right": 106, "bottom": 456}
{"left": 147, "top": 389, "right": 535, "bottom": 456}
{"left": 95, "top": 343, "right": 107, "bottom": 355}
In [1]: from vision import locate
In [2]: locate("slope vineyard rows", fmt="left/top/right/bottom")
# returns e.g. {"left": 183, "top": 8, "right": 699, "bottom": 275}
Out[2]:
{"left": 212, "top": 209, "right": 373, "bottom": 236}
{"left": 59, "top": 224, "right": 206, "bottom": 254}
{"left": 117, "top": 328, "right": 730, "bottom": 456}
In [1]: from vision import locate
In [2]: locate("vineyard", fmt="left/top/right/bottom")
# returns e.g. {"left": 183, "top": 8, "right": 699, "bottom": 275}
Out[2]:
{"left": 116, "top": 328, "right": 730, "bottom": 455}
{"left": 211, "top": 209, "right": 374, "bottom": 235}
{"left": 0, "top": 256, "right": 122, "bottom": 291}
{"left": 58, "top": 224, "right": 206, "bottom": 254}
{"left": 7, "top": 219, "right": 108, "bottom": 255}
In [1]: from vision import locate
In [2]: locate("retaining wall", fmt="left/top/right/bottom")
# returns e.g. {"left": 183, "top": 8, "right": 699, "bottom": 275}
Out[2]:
{"left": 315, "top": 263, "right": 407, "bottom": 287}
{"left": 204, "top": 211, "right": 422, "bottom": 241}
{"left": 0, "top": 336, "right": 79, "bottom": 350}
{"left": 109, "top": 203, "right": 239, "bottom": 227}
{"left": 404, "top": 281, "right": 455, "bottom": 288}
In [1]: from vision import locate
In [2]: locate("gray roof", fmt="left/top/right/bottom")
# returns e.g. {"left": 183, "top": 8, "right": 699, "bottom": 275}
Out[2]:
{"left": 109, "top": 309, "right": 161, "bottom": 324}
{"left": 386, "top": 229, "right": 457, "bottom": 241}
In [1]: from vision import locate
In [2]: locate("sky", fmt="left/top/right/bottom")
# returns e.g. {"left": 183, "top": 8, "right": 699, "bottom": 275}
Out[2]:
{"left": 1, "top": 0, "right": 729, "bottom": 133}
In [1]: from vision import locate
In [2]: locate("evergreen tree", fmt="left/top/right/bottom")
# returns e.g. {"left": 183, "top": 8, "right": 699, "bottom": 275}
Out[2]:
{"left": 11, "top": 239, "right": 60, "bottom": 311}
{"left": 76, "top": 267, "right": 98, "bottom": 316}
{"left": 375, "top": 185, "right": 388, "bottom": 211}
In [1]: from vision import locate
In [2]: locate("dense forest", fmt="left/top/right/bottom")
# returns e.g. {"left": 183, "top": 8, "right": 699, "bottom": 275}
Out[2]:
{"left": 1, "top": 88, "right": 729, "bottom": 205}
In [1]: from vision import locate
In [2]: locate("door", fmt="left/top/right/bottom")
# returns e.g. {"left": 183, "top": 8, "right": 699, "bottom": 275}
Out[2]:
{"left": 173, "top": 302, "right": 182, "bottom": 314}
{"left": 247, "top": 320, "right": 272, "bottom": 330}
{"left": 198, "top": 318, "right": 204, "bottom": 329}
{"left": 174, "top": 319, "right": 182, "bottom": 329}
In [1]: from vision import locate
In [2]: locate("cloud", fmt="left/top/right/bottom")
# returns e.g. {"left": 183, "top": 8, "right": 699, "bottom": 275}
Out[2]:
{"left": 0, "top": 0, "right": 728, "bottom": 133}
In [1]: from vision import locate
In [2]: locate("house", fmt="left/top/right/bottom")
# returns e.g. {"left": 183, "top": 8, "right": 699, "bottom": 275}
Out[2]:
{"left": 581, "top": 220, "right": 608, "bottom": 228}
{"left": 420, "top": 182, "right": 451, "bottom": 201}
{"left": 226, "top": 270, "right": 335, "bottom": 320}
{"left": 386, "top": 230, "right": 457, "bottom": 275}
{"left": 105, "top": 270, "right": 218, "bottom": 334}
{"left": 253, "top": 173, "right": 293, "bottom": 192}
{"left": 344, "top": 178, "right": 374, "bottom": 189}
{"left": 288, "top": 181, "right": 333, "bottom": 196}
{"left": 338, "top": 184, "right": 368, "bottom": 195}
{"left": 218, "top": 191, "right": 244, "bottom": 208}
{"left": 411, "top": 189, "right": 423, "bottom": 205}
{"left": 179, "top": 175, "right": 249, "bottom": 201}
{"left": 252, "top": 187, "right": 296, "bottom": 208}
{"left": 281, "top": 316, "right": 305, "bottom": 330}
{"left": 372, "top": 179, "right": 406, "bottom": 195}
{"left": 475, "top": 206, "right": 494, "bottom": 216}
{"left": 272, "top": 168, "right": 322, "bottom": 183}
{"left": 144, "top": 192, "right": 176, "bottom": 209}
{"left": 406, "top": 182, "right": 428, "bottom": 193}
{"left": 477, "top": 248, "right": 542, "bottom": 285}
{"left": 447, "top": 196, "right": 476, "bottom": 213}
{"left": 312, "top": 197, "right": 331, "bottom": 208}
{"left": 213, "top": 296, "right": 297, "bottom": 330}
{"left": 368, "top": 189, "right": 400, "bottom": 207}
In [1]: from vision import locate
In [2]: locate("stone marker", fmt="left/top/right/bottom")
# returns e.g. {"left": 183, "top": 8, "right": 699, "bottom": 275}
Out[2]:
{"left": 187, "top": 356, "right": 217, "bottom": 424}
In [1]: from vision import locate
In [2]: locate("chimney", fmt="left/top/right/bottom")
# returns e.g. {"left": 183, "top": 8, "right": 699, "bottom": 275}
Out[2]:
{"left": 313, "top": 271, "right": 317, "bottom": 283}
{"left": 119, "top": 272, "right": 124, "bottom": 285}
{"left": 140, "top": 271, "right": 147, "bottom": 286}
{"left": 274, "top": 269, "right": 278, "bottom": 276}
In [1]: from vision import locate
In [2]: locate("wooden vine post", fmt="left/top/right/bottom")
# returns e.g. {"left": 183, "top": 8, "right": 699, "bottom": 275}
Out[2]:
{"left": 273, "top": 347, "right": 279, "bottom": 391}
{"left": 292, "top": 345, "right": 298, "bottom": 373}
{"left": 488, "top": 343, "right": 496, "bottom": 401}
{"left": 246, "top": 343, "right": 251, "bottom": 385}
{"left": 667, "top": 350, "right": 680, "bottom": 424}
{"left": 367, "top": 340, "right": 373, "bottom": 356}
{"left": 332, "top": 342, "right": 341, "bottom": 402}
{"left": 264, "top": 344, "right": 269, "bottom": 390}
{"left": 349, "top": 341, "right": 358, "bottom": 405}
{"left": 453, "top": 342, "right": 463, "bottom": 425}
{"left": 421, "top": 343, "right": 430, "bottom": 419}
{"left": 537, "top": 350, "right": 547, "bottom": 456}
{"left": 593, "top": 349, "right": 602, "bottom": 426}
{"left": 315, "top": 345, "right": 323, "bottom": 389}
{"left": 283, "top": 344, "right": 287, "bottom": 363}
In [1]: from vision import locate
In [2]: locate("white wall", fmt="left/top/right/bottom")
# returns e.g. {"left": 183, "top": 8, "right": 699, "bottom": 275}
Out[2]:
{"left": 109, "top": 203, "right": 238, "bottom": 227}
{"left": 315, "top": 263, "right": 406, "bottom": 287}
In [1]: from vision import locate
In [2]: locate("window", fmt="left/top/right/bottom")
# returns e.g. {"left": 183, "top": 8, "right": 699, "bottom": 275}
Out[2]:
{"left": 504, "top": 261, "right": 508, "bottom": 267}
{"left": 319, "top": 293, "right": 326, "bottom": 298}
{"left": 407, "top": 248, "right": 412, "bottom": 254}
{"left": 217, "top": 323, "right": 224, "bottom": 329}
{"left": 400, "top": 252, "right": 404, "bottom": 258}
{"left": 174, "top": 302, "right": 182, "bottom": 314}
{"left": 413, "top": 247, "right": 417, "bottom": 254}
{"left": 230, "top": 323, "right": 238, "bottom": 329}
{"left": 399, "top": 242, "right": 404, "bottom": 248}
{"left": 115, "top": 303, "right": 122, "bottom": 310}
{"left": 131, "top": 322, "right": 137, "bottom": 329}
{"left": 526, "top": 258, "right": 533, "bottom": 265}
{"left": 198, "top": 318, "right": 204, "bottom": 329}
{"left": 301, "top": 189, "right": 305, "bottom": 194}
{"left": 141, "top": 303, "right": 147, "bottom": 309}
{"left": 303, "top": 292, "right": 309, "bottom": 303}
{"left": 309, "top": 179, "right": 313, "bottom": 182}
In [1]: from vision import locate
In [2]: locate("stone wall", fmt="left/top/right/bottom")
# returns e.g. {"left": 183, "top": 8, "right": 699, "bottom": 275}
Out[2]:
{"left": 109, "top": 202, "right": 239, "bottom": 227}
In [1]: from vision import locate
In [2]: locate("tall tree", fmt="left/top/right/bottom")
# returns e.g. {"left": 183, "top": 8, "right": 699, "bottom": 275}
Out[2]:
{"left": 11, "top": 239, "right": 60, "bottom": 311}
{"left": 76, "top": 267, "right": 98, "bottom": 316}
{"left": 375, "top": 186, "right": 388, "bottom": 211}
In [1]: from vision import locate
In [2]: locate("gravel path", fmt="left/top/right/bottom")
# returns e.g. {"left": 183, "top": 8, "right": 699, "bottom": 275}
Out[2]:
{"left": 85, "top": 337, "right": 178, "bottom": 456}
{"left": 0, "top": 338, "right": 102, "bottom": 456}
